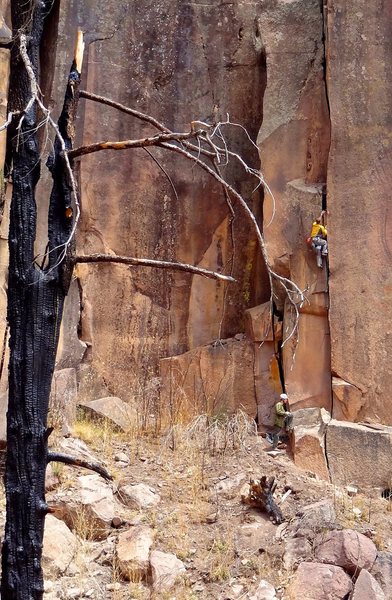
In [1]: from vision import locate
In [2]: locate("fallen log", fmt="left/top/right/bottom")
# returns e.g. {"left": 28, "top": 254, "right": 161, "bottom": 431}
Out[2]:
{"left": 241, "top": 476, "right": 284, "bottom": 524}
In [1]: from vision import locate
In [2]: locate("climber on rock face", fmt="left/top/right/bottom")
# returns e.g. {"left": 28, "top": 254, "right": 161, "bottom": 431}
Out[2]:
{"left": 310, "top": 217, "right": 328, "bottom": 268}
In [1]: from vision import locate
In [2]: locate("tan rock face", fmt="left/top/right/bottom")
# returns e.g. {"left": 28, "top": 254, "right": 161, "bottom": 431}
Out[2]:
{"left": 326, "top": 0, "right": 392, "bottom": 424}
{"left": 332, "top": 376, "right": 366, "bottom": 422}
{"left": 160, "top": 339, "right": 257, "bottom": 419}
{"left": 45, "top": 0, "right": 271, "bottom": 401}
{"left": 326, "top": 420, "right": 392, "bottom": 487}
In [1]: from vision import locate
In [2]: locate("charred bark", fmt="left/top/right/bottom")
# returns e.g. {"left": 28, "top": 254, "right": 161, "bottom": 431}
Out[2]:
{"left": 1, "top": 2, "right": 81, "bottom": 597}
{"left": 241, "top": 476, "right": 284, "bottom": 524}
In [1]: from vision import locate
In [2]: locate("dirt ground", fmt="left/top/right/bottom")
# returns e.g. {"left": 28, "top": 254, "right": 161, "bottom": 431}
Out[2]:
{"left": 12, "top": 412, "right": 387, "bottom": 599}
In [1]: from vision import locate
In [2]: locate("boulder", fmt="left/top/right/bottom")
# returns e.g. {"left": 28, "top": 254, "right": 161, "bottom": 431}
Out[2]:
{"left": 49, "top": 474, "right": 118, "bottom": 540}
{"left": 42, "top": 515, "right": 77, "bottom": 576}
{"left": 292, "top": 407, "right": 331, "bottom": 431}
{"left": 352, "top": 569, "right": 385, "bottom": 600}
{"left": 370, "top": 552, "right": 392, "bottom": 598}
{"left": 49, "top": 367, "right": 78, "bottom": 434}
{"left": 160, "top": 340, "right": 257, "bottom": 418}
{"left": 292, "top": 407, "right": 331, "bottom": 481}
{"left": 288, "top": 562, "right": 352, "bottom": 599}
{"left": 78, "top": 396, "right": 135, "bottom": 432}
{"left": 150, "top": 550, "right": 186, "bottom": 592}
{"left": 326, "top": 420, "right": 392, "bottom": 487}
{"left": 117, "top": 483, "right": 161, "bottom": 510}
{"left": 248, "top": 579, "right": 277, "bottom": 600}
{"left": 294, "top": 431, "right": 330, "bottom": 480}
{"left": 314, "top": 529, "right": 377, "bottom": 575}
{"left": 292, "top": 500, "right": 336, "bottom": 537}
{"left": 116, "top": 526, "right": 154, "bottom": 581}
{"left": 283, "top": 537, "right": 312, "bottom": 570}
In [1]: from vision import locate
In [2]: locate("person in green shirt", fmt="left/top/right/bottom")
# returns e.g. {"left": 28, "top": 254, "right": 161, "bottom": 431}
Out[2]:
{"left": 270, "top": 393, "right": 293, "bottom": 449}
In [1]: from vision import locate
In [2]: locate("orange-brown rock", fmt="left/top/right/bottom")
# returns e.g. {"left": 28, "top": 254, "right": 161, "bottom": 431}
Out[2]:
{"left": 332, "top": 376, "right": 366, "bottom": 422}
{"left": 280, "top": 181, "right": 331, "bottom": 413}
{"left": 43, "top": 1, "right": 271, "bottom": 401}
{"left": 244, "top": 302, "right": 273, "bottom": 342}
{"left": 255, "top": 343, "right": 281, "bottom": 428}
{"left": 160, "top": 339, "right": 257, "bottom": 419}
{"left": 292, "top": 408, "right": 330, "bottom": 481}
{"left": 326, "top": 0, "right": 392, "bottom": 425}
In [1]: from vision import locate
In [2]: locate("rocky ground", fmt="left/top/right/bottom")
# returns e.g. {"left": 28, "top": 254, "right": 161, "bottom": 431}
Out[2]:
{"left": 1, "top": 409, "right": 391, "bottom": 600}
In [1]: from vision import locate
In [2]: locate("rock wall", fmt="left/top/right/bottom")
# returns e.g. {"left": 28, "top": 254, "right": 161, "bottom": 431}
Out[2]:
{"left": 326, "top": 0, "right": 392, "bottom": 424}
{"left": 0, "top": 0, "right": 391, "bottom": 440}
{"left": 48, "top": 0, "right": 270, "bottom": 402}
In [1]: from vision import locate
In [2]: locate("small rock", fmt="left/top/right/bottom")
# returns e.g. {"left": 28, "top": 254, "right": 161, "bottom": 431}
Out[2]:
{"left": 116, "top": 525, "right": 154, "bottom": 580}
{"left": 150, "top": 550, "right": 186, "bottom": 592}
{"left": 66, "top": 588, "right": 82, "bottom": 599}
{"left": 106, "top": 583, "right": 122, "bottom": 591}
{"left": 111, "top": 516, "right": 123, "bottom": 528}
{"left": 117, "top": 483, "right": 160, "bottom": 510}
{"left": 205, "top": 512, "right": 218, "bottom": 524}
{"left": 248, "top": 578, "right": 276, "bottom": 600}
{"left": 347, "top": 485, "right": 358, "bottom": 496}
{"left": 231, "top": 583, "right": 244, "bottom": 596}
{"left": 114, "top": 452, "right": 130, "bottom": 464}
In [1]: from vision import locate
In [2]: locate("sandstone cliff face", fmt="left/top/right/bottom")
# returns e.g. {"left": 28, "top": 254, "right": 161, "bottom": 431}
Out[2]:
{"left": 0, "top": 0, "right": 391, "bottom": 444}
{"left": 326, "top": 0, "right": 392, "bottom": 424}
{"left": 49, "top": 0, "right": 270, "bottom": 402}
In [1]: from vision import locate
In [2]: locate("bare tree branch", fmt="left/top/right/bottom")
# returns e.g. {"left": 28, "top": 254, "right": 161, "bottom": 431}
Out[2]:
{"left": 47, "top": 452, "right": 112, "bottom": 481}
{"left": 74, "top": 253, "right": 235, "bottom": 282}
{"left": 79, "top": 89, "right": 216, "bottom": 158}
{"left": 68, "top": 129, "right": 206, "bottom": 159}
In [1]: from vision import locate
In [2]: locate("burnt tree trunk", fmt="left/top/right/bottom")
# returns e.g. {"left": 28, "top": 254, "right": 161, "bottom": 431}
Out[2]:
{"left": 1, "top": 1, "right": 81, "bottom": 597}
